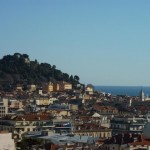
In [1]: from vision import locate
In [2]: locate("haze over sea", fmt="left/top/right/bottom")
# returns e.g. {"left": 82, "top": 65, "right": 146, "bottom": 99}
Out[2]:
{"left": 95, "top": 86, "right": 150, "bottom": 97}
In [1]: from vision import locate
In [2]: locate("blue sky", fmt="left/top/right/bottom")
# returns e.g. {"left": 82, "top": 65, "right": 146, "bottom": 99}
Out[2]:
{"left": 0, "top": 0, "right": 150, "bottom": 86}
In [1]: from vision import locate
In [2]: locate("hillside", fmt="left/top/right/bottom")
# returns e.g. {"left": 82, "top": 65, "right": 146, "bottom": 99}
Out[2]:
{"left": 0, "top": 53, "right": 80, "bottom": 89}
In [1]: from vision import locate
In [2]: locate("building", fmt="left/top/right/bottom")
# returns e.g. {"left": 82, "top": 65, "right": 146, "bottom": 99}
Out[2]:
{"left": 36, "top": 97, "right": 50, "bottom": 106}
{"left": 85, "top": 84, "right": 94, "bottom": 95}
{"left": 0, "top": 131, "right": 15, "bottom": 150}
{"left": 63, "top": 82, "right": 72, "bottom": 91}
{"left": 0, "top": 98, "right": 8, "bottom": 118}
{"left": 25, "top": 133, "right": 98, "bottom": 150}
{"left": 0, "top": 114, "right": 72, "bottom": 141}
{"left": 27, "top": 84, "right": 36, "bottom": 92}
{"left": 93, "top": 105, "right": 118, "bottom": 115}
{"left": 101, "top": 132, "right": 150, "bottom": 150}
{"left": 52, "top": 118, "right": 72, "bottom": 134}
{"left": 15, "top": 84, "right": 23, "bottom": 92}
{"left": 53, "top": 83, "right": 60, "bottom": 92}
{"left": 140, "top": 89, "right": 145, "bottom": 101}
{"left": 92, "top": 113, "right": 110, "bottom": 128}
{"left": 74, "top": 123, "right": 111, "bottom": 139}
{"left": 0, "top": 114, "right": 54, "bottom": 141}
{"left": 9, "top": 100, "right": 24, "bottom": 110}
{"left": 110, "top": 116, "right": 148, "bottom": 135}
{"left": 42, "top": 82, "right": 53, "bottom": 93}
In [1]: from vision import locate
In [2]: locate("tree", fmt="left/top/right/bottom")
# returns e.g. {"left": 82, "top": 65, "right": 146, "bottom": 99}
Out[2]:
{"left": 0, "top": 53, "right": 81, "bottom": 89}
{"left": 74, "top": 75, "right": 80, "bottom": 82}
{"left": 52, "top": 65, "right": 56, "bottom": 70}
{"left": 63, "top": 73, "right": 70, "bottom": 82}
{"left": 14, "top": 53, "right": 21, "bottom": 58}
{"left": 17, "top": 138, "right": 44, "bottom": 150}
{"left": 22, "top": 54, "right": 29, "bottom": 59}
{"left": 70, "top": 75, "right": 74, "bottom": 82}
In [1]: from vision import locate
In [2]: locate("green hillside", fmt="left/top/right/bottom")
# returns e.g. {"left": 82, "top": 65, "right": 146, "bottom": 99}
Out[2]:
{"left": 0, "top": 53, "right": 80, "bottom": 89}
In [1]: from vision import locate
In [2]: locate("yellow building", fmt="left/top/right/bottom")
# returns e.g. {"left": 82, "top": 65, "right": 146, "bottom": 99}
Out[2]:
{"left": 46, "top": 110, "right": 71, "bottom": 117}
{"left": 63, "top": 82, "right": 72, "bottom": 90}
{"left": 74, "top": 124, "right": 111, "bottom": 139}
{"left": 36, "top": 98, "right": 50, "bottom": 106}
{"left": 53, "top": 83, "right": 60, "bottom": 92}
{"left": 42, "top": 82, "right": 53, "bottom": 93}
{"left": 27, "top": 84, "right": 36, "bottom": 92}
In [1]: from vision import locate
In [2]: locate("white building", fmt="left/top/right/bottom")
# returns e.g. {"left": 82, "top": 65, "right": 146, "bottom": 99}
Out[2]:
{"left": 110, "top": 116, "right": 148, "bottom": 135}
{"left": 0, "top": 131, "right": 15, "bottom": 150}
{"left": 85, "top": 84, "right": 94, "bottom": 93}
{"left": 139, "top": 89, "right": 145, "bottom": 101}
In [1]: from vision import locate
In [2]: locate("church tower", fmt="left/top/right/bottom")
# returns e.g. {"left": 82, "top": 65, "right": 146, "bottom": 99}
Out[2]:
{"left": 139, "top": 88, "right": 145, "bottom": 101}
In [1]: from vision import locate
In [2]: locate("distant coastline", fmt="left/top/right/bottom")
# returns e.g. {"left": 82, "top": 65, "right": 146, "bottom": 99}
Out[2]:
{"left": 94, "top": 86, "right": 150, "bottom": 96}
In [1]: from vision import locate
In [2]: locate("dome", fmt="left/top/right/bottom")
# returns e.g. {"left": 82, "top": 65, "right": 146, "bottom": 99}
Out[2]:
{"left": 143, "top": 123, "right": 150, "bottom": 139}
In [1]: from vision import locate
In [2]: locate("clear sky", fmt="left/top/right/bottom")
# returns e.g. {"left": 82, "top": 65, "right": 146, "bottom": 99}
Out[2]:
{"left": 0, "top": 0, "right": 150, "bottom": 86}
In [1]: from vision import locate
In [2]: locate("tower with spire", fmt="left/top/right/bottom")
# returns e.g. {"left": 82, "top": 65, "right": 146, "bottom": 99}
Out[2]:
{"left": 139, "top": 88, "right": 145, "bottom": 101}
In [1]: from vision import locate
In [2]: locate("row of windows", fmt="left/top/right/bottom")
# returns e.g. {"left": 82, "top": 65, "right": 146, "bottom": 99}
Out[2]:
{"left": 0, "top": 107, "right": 5, "bottom": 109}
{"left": 77, "top": 132, "right": 111, "bottom": 138}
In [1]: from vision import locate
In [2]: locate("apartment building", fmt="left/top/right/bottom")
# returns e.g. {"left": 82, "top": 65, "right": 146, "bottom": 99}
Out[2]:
{"left": 0, "top": 131, "right": 15, "bottom": 150}
{"left": 0, "top": 98, "right": 8, "bottom": 118}
{"left": 110, "top": 116, "right": 148, "bottom": 135}
{"left": 0, "top": 114, "right": 54, "bottom": 141}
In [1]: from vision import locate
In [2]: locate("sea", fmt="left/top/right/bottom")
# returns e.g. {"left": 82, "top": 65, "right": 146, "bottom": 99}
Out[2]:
{"left": 94, "top": 86, "right": 150, "bottom": 97}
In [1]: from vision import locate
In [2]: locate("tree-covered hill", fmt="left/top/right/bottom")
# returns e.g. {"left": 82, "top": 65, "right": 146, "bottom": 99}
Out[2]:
{"left": 0, "top": 53, "right": 80, "bottom": 87}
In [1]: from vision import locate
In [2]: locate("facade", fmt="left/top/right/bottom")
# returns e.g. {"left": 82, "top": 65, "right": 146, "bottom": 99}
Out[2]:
{"left": 85, "top": 84, "right": 94, "bottom": 95}
{"left": 52, "top": 118, "right": 72, "bottom": 134}
{"left": 63, "top": 82, "right": 72, "bottom": 90}
{"left": 69, "top": 104, "right": 78, "bottom": 111}
{"left": 74, "top": 126, "right": 111, "bottom": 139}
{"left": 25, "top": 134, "right": 97, "bottom": 150}
{"left": 101, "top": 133, "right": 150, "bottom": 150}
{"left": 0, "top": 98, "right": 8, "bottom": 118}
{"left": 42, "top": 82, "right": 54, "bottom": 93}
{"left": 27, "top": 84, "right": 36, "bottom": 92}
{"left": 15, "top": 84, "right": 23, "bottom": 92}
{"left": 0, "top": 114, "right": 72, "bottom": 141}
{"left": 9, "top": 100, "right": 24, "bottom": 109}
{"left": 94, "top": 105, "right": 118, "bottom": 115}
{"left": 92, "top": 113, "right": 110, "bottom": 128}
{"left": 46, "top": 109, "right": 71, "bottom": 117}
{"left": 110, "top": 116, "right": 148, "bottom": 135}
{"left": 0, "top": 114, "right": 54, "bottom": 141}
{"left": 36, "top": 98, "right": 50, "bottom": 106}
{"left": 140, "top": 89, "right": 145, "bottom": 101}
{"left": 53, "top": 83, "right": 60, "bottom": 92}
{"left": 0, "top": 131, "right": 15, "bottom": 150}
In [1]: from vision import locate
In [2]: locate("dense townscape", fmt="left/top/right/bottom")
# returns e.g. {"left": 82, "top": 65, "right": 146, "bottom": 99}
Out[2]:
{"left": 0, "top": 54, "right": 150, "bottom": 150}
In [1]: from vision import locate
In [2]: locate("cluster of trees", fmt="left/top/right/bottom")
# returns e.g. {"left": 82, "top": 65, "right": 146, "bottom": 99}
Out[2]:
{"left": 0, "top": 53, "right": 80, "bottom": 86}
{"left": 17, "top": 138, "right": 44, "bottom": 150}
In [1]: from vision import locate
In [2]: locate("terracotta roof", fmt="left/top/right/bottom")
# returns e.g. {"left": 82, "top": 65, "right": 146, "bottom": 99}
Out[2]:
{"left": 130, "top": 135, "right": 150, "bottom": 146}
{"left": 93, "top": 105, "right": 117, "bottom": 111}
{"left": 75, "top": 123, "right": 108, "bottom": 131}
{"left": 105, "top": 134, "right": 150, "bottom": 146}
{"left": 0, "top": 114, "right": 52, "bottom": 121}
{"left": 104, "top": 133, "right": 139, "bottom": 145}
